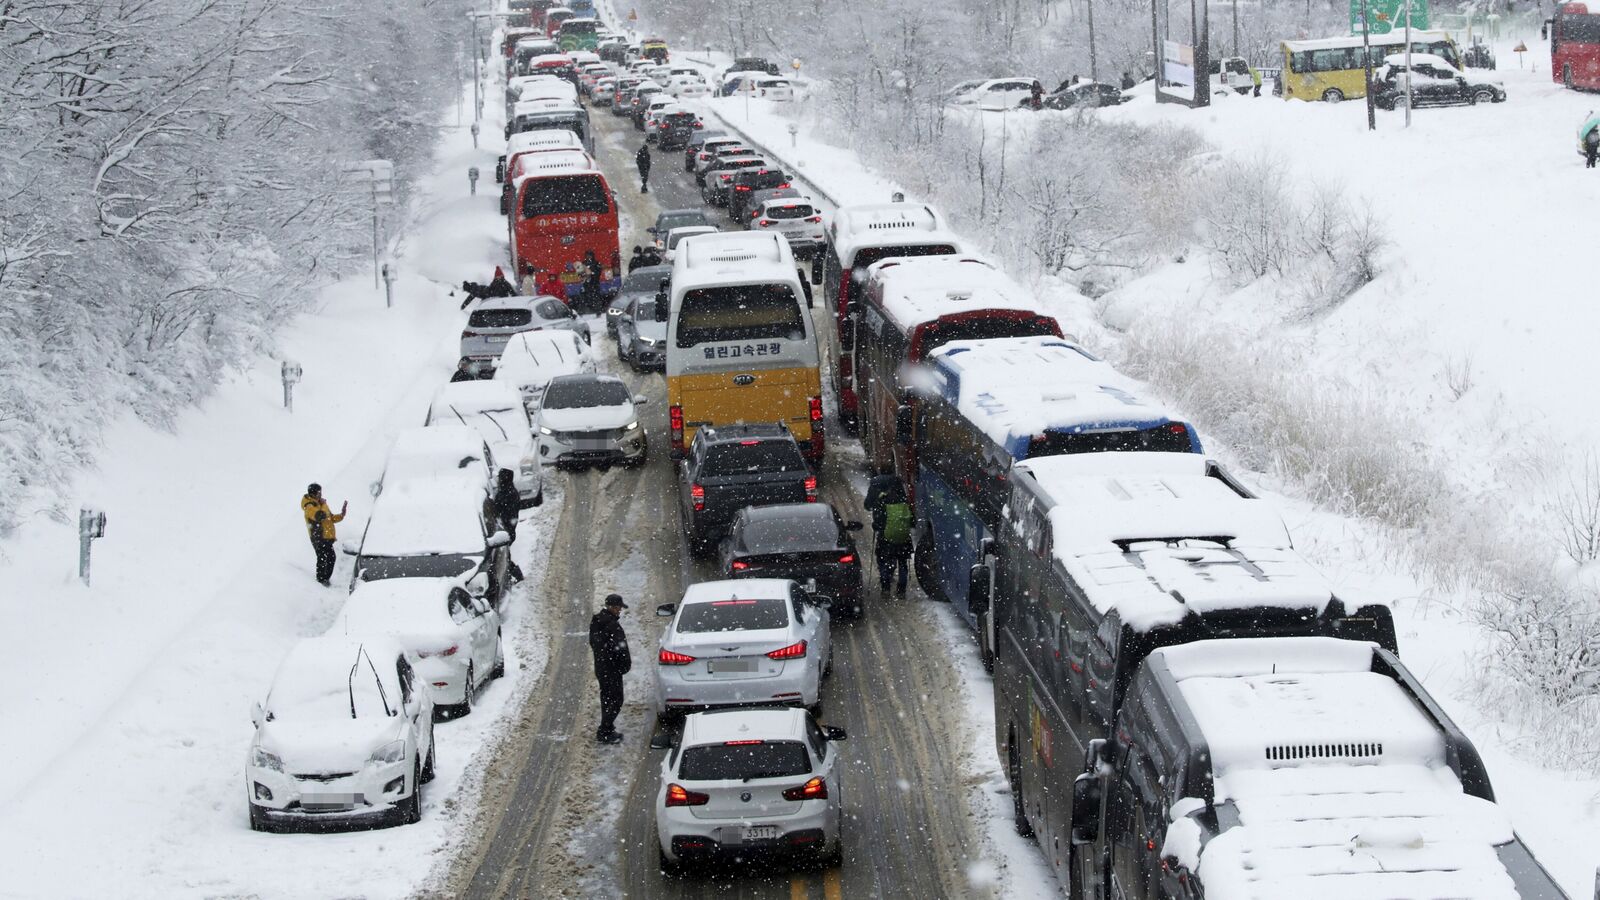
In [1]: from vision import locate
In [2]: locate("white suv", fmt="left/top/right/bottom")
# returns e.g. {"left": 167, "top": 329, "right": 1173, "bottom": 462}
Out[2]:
{"left": 652, "top": 706, "right": 847, "bottom": 870}
{"left": 748, "top": 198, "right": 825, "bottom": 256}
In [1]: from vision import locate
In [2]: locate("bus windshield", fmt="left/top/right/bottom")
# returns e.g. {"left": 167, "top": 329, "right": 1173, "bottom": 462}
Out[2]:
{"left": 676, "top": 284, "right": 805, "bottom": 346}
{"left": 1560, "top": 11, "right": 1600, "bottom": 41}
{"left": 521, "top": 174, "right": 609, "bottom": 217}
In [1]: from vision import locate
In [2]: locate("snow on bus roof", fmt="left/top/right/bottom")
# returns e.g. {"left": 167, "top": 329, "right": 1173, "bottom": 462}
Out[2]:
{"left": 865, "top": 255, "right": 1041, "bottom": 333}
{"left": 673, "top": 231, "right": 795, "bottom": 283}
{"left": 829, "top": 202, "right": 963, "bottom": 263}
{"left": 510, "top": 149, "right": 598, "bottom": 183}
{"left": 925, "top": 336, "right": 1187, "bottom": 457}
{"left": 1154, "top": 637, "right": 1520, "bottom": 900}
{"left": 506, "top": 129, "right": 585, "bottom": 155}
{"left": 1013, "top": 453, "right": 1337, "bottom": 631}
{"left": 1283, "top": 29, "right": 1453, "bottom": 51}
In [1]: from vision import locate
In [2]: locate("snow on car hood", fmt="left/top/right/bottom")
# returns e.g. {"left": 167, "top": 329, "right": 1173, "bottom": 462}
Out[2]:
{"left": 257, "top": 717, "right": 403, "bottom": 773}
{"left": 633, "top": 319, "right": 667, "bottom": 343}
{"left": 538, "top": 402, "right": 635, "bottom": 431}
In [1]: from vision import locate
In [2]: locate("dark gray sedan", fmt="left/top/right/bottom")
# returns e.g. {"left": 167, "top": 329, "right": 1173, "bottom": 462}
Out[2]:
{"left": 606, "top": 265, "right": 671, "bottom": 336}
{"left": 617, "top": 295, "right": 668, "bottom": 372}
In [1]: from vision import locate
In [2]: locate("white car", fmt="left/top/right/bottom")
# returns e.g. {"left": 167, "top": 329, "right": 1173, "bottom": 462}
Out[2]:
{"left": 335, "top": 579, "right": 503, "bottom": 718}
{"left": 641, "top": 97, "right": 679, "bottom": 136}
{"left": 493, "top": 329, "right": 596, "bottom": 412}
{"left": 426, "top": 381, "right": 541, "bottom": 507}
{"left": 534, "top": 374, "right": 648, "bottom": 468}
{"left": 749, "top": 76, "right": 795, "bottom": 101}
{"left": 245, "top": 636, "right": 435, "bottom": 832}
{"left": 652, "top": 707, "right": 847, "bottom": 869}
{"left": 666, "top": 74, "right": 709, "bottom": 98}
{"left": 343, "top": 483, "right": 514, "bottom": 605}
{"left": 652, "top": 579, "right": 832, "bottom": 719}
{"left": 373, "top": 424, "right": 495, "bottom": 502}
{"left": 952, "top": 77, "right": 1042, "bottom": 110}
{"left": 748, "top": 198, "right": 825, "bottom": 255}
{"left": 592, "top": 76, "right": 618, "bottom": 105}
{"left": 661, "top": 224, "right": 719, "bottom": 263}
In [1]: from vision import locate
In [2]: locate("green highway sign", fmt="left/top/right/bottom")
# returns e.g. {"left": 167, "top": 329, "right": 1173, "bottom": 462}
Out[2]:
{"left": 1351, "top": 0, "right": 1430, "bottom": 34}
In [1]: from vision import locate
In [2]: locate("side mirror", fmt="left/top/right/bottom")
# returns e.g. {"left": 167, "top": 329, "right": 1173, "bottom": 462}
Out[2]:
{"left": 646, "top": 226, "right": 659, "bottom": 234}
{"left": 499, "top": 191, "right": 510, "bottom": 216}
{"left": 468, "top": 572, "right": 491, "bottom": 597}
{"left": 967, "top": 563, "right": 992, "bottom": 614}
{"left": 845, "top": 520, "right": 864, "bottom": 531}
{"left": 656, "top": 602, "right": 677, "bottom": 617}
{"left": 803, "top": 578, "right": 820, "bottom": 594}
{"left": 339, "top": 540, "right": 360, "bottom": 555}
{"left": 823, "top": 725, "right": 849, "bottom": 741}
{"left": 894, "top": 405, "right": 914, "bottom": 445}
{"left": 648, "top": 731, "right": 673, "bottom": 750}
{"left": 495, "top": 155, "right": 507, "bottom": 183}
{"left": 487, "top": 530, "right": 512, "bottom": 548}
{"left": 251, "top": 701, "right": 265, "bottom": 729}
{"left": 369, "top": 480, "right": 382, "bottom": 498}
{"left": 812, "top": 595, "right": 835, "bottom": 609}
{"left": 633, "top": 394, "right": 649, "bottom": 405}
{"left": 1070, "top": 770, "right": 1104, "bottom": 844}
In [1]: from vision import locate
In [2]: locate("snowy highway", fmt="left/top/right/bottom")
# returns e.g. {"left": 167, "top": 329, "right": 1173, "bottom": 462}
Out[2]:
{"left": 444, "top": 98, "right": 988, "bottom": 900}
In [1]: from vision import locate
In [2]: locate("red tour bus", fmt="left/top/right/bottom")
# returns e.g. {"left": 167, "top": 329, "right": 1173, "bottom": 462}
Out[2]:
{"left": 853, "top": 255, "right": 1061, "bottom": 503}
{"left": 1552, "top": 3, "right": 1600, "bottom": 88}
{"left": 821, "top": 203, "right": 963, "bottom": 433}
{"left": 507, "top": 150, "right": 621, "bottom": 303}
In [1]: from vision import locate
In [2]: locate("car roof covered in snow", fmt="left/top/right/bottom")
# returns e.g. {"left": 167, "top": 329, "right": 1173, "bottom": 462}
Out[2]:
{"left": 1151, "top": 637, "right": 1522, "bottom": 900}
{"left": 680, "top": 578, "right": 794, "bottom": 605}
{"left": 1380, "top": 52, "right": 1459, "bottom": 71}
{"left": 864, "top": 255, "right": 1047, "bottom": 335}
{"left": 1011, "top": 452, "right": 1341, "bottom": 632}
{"left": 924, "top": 336, "right": 1196, "bottom": 458}
{"left": 494, "top": 330, "right": 590, "bottom": 389}
{"left": 828, "top": 202, "right": 962, "bottom": 264}
{"left": 681, "top": 706, "right": 807, "bottom": 746}
{"left": 266, "top": 635, "right": 409, "bottom": 719}
{"left": 337, "top": 579, "right": 464, "bottom": 639}
{"left": 383, "top": 425, "right": 491, "bottom": 490}
{"left": 358, "top": 484, "right": 487, "bottom": 557}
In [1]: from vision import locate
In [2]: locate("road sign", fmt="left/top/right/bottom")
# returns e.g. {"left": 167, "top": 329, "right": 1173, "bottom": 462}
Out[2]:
{"left": 1352, "top": 0, "right": 1429, "bottom": 35}
{"left": 628, "top": 8, "right": 637, "bottom": 21}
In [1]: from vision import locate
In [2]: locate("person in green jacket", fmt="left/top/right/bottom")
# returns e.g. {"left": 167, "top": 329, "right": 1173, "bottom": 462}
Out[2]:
{"left": 1580, "top": 112, "right": 1600, "bottom": 169}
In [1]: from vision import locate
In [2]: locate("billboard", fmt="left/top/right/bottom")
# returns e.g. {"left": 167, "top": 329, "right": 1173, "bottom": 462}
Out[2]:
{"left": 1163, "top": 40, "right": 1195, "bottom": 87}
{"left": 1351, "top": 0, "right": 1429, "bottom": 35}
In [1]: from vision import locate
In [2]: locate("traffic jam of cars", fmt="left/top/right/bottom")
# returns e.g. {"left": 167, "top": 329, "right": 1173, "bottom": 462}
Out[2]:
{"left": 239, "top": 3, "right": 1572, "bottom": 897}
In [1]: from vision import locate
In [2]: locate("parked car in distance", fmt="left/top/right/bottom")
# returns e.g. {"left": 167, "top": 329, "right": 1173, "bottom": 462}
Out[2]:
{"left": 747, "top": 198, "right": 825, "bottom": 256}
{"left": 679, "top": 423, "right": 816, "bottom": 554}
{"left": 718, "top": 503, "right": 864, "bottom": 617}
{"left": 950, "top": 77, "right": 1042, "bottom": 110}
{"left": 693, "top": 141, "right": 753, "bottom": 182}
{"left": 656, "top": 109, "right": 702, "bottom": 150}
{"left": 739, "top": 187, "right": 804, "bottom": 226}
{"left": 343, "top": 484, "right": 513, "bottom": 604}
{"left": 493, "top": 329, "right": 596, "bottom": 411}
{"left": 651, "top": 706, "right": 846, "bottom": 869}
{"left": 426, "top": 380, "right": 542, "bottom": 508}
{"left": 749, "top": 76, "right": 795, "bottom": 101}
{"left": 245, "top": 636, "right": 434, "bottom": 832}
{"left": 666, "top": 74, "right": 710, "bottom": 99}
{"left": 652, "top": 579, "right": 833, "bottom": 719}
{"left": 1043, "top": 80, "right": 1128, "bottom": 109}
{"left": 372, "top": 425, "right": 496, "bottom": 502}
{"left": 534, "top": 374, "right": 649, "bottom": 468}
{"left": 608, "top": 264, "right": 673, "bottom": 335}
{"left": 616, "top": 294, "right": 668, "bottom": 371}
{"left": 1373, "top": 53, "right": 1505, "bottom": 108}
{"left": 459, "top": 295, "right": 590, "bottom": 378}
{"left": 725, "top": 56, "right": 780, "bottom": 77}
{"left": 334, "top": 579, "right": 504, "bottom": 719}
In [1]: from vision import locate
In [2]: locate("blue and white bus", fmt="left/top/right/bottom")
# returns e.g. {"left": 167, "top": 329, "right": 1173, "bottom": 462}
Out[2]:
{"left": 909, "top": 336, "right": 1202, "bottom": 670}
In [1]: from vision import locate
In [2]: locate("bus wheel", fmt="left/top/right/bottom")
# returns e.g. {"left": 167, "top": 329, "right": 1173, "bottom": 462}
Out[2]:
{"left": 1321, "top": 88, "right": 1344, "bottom": 103}
{"left": 1008, "top": 738, "right": 1034, "bottom": 837}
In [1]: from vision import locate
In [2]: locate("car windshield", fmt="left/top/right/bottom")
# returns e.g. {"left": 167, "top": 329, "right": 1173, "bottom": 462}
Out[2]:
{"left": 357, "top": 553, "right": 480, "bottom": 582}
{"left": 624, "top": 270, "right": 670, "bottom": 292}
{"left": 542, "top": 378, "right": 631, "bottom": 409}
{"left": 702, "top": 440, "right": 806, "bottom": 475}
{"left": 535, "top": 298, "right": 572, "bottom": 318}
{"left": 678, "top": 740, "right": 811, "bottom": 781}
{"left": 521, "top": 174, "right": 610, "bottom": 217}
{"left": 469, "top": 308, "right": 533, "bottom": 328}
{"left": 676, "top": 597, "right": 789, "bottom": 632}
{"left": 437, "top": 403, "right": 528, "bottom": 442}
{"left": 741, "top": 514, "right": 838, "bottom": 552}
{"left": 676, "top": 284, "right": 805, "bottom": 346}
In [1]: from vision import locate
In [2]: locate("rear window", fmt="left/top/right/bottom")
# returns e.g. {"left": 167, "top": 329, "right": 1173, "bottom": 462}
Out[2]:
{"left": 677, "top": 597, "right": 790, "bottom": 633}
{"left": 535, "top": 298, "right": 572, "bottom": 319}
{"left": 561, "top": 20, "right": 596, "bottom": 34}
{"left": 469, "top": 308, "right": 533, "bottom": 328}
{"left": 740, "top": 515, "right": 837, "bottom": 552}
{"left": 665, "top": 112, "right": 698, "bottom": 126}
{"left": 676, "top": 284, "right": 804, "bottom": 346}
{"left": 1028, "top": 424, "right": 1194, "bottom": 457}
{"left": 624, "top": 270, "right": 670, "bottom": 291}
{"left": 521, "top": 174, "right": 610, "bottom": 217}
{"left": 702, "top": 440, "right": 806, "bottom": 476}
{"left": 678, "top": 740, "right": 811, "bottom": 781}
{"left": 765, "top": 204, "right": 813, "bottom": 220}
{"left": 918, "top": 315, "right": 1057, "bottom": 358}
{"left": 542, "top": 378, "right": 631, "bottom": 409}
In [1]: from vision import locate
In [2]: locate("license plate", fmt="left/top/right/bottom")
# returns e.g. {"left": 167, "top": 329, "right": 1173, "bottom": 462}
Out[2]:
{"left": 744, "top": 825, "right": 780, "bottom": 841}
{"left": 302, "top": 793, "right": 361, "bottom": 810}
{"left": 486, "top": 335, "right": 508, "bottom": 343}
{"left": 709, "top": 658, "right": 755, "bottom": 674}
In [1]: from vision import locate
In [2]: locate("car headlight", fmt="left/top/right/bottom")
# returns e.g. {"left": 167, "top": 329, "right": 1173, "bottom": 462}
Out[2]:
{"left": 252, "top": 746, "right": 284, "bottom": 772}
{"left": 625, "top": 420, "right": 640, "bottom": 431}
{"left": 538, "top": 426, "right": 554, "bottom": 436}
{"left": 370, "top": 740, "right": 407, "bottom": 766}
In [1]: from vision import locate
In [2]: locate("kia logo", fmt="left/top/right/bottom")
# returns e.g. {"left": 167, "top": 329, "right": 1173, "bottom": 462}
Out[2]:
{"left": 732, "top": 374, "right": 756, "bottom": 386}
{"left": 740, "top": 792, "right": 752, "bottom": 802}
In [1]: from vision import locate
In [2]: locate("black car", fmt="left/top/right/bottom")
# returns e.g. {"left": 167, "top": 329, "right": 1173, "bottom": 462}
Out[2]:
{"left": 717, "top": 503, "right": 865, "bottom": 617}
{"left": 725, "top": 56, "right": 780, "bottom": 77}
{"left": 679, "top": 424, "right": 816, "bottom": 555}
{"left": 726, "top": 167, "right": 790, "bottom": 222}
{"left": 1043, "top": 81, "right": 1127, "bottom": 109}
{"left": 683, "top": 127, "right": 728, "bottom": 171}
{"left": 656, "top": 110, "right": 701, "bottom": 150}
{"left": 1372, "top": 58, "right": 1505, "bottom": 109}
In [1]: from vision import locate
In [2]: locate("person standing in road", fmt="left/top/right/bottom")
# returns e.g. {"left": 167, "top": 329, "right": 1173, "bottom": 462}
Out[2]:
{"left": 635, "top": 143, "right": 652, "bottom": 193}
{"left": 588, "top": 593, "right": 631, "bottom": 744}
{"left": 537, "top": 267, "right": 565, "bottom": 300}
{"left": 864, "top": 467, "right": 912, "bottom": 597}
{"left": 491, "top": 468, "right": 526, "bottom": 584}
{"left": 300, "top": 483, "right": 346, "bottom": 587}
{"left": 580, "top": 250, "right": 603, "bottom": 313}
{"left": 628, "top": 245, "right": 645, "bottom": 272}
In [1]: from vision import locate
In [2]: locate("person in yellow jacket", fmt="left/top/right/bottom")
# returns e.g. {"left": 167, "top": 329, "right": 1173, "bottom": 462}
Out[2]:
{"left": 301, "top": 483, "right": 347, "bottom": 586}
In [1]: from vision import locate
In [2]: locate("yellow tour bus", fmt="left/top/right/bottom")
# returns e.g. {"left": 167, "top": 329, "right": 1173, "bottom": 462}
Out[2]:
{"left": 665, "top": 231, "right": 825, "bottom": 463}
{"left": 1280, "top": 30, "right": 1461, "bottom": 102}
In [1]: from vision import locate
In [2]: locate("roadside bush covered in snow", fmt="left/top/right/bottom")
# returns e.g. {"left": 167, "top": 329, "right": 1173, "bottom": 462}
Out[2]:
{"left": 0, "top": 0, "right": 469, "bottom": 533}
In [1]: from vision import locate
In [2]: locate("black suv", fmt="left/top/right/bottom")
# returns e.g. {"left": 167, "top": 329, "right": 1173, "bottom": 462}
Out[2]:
{"left": 678, "top": 424, "right": 816, "bottom": 555}
{"left": 726, "top": 56, "right": 780, "bottom": 77}
{"left": 656, "top": 110, "right": 701, "bottom": 151}
{"left": 726, "top": 167, "right": 790, "bottom": 222}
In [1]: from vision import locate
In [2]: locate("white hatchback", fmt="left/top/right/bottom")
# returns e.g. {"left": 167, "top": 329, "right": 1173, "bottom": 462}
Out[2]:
{"left": 748, "top": 198, "right": 825, "bottom": 255}
{"left": 493, "top": 329, "right": 596, "bottom": 412}
{"left": 245, "top": 636, "right": 434, "bottom": 832}
{"left": 653, "top": 579, "right": 832, "bottom": 719}
{"left": 652, "top": 706, "right": 847, "bottom": 869}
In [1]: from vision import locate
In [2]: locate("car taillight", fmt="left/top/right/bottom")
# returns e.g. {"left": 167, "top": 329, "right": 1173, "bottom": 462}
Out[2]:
{"left": 659, "top": 648, "right": 696, "bottom": 665}
{"left": 806, "top": 216, "right": 822, "bottom": 223}
{"left": 735, "top": 185, "right": 750, "bottom": 191}
{"left": 720, "top": 174, "right": 731, "bottom": 182}
{"left": 782, "top": 776, "right": 828, "bottom": 801}
{"left": 1168, "top": 423, "right": 1188, "bottom": 435}
{"left": 461, "top": 330, "right": 480, "bottom": 338}
{"left": 665, "top": 783, "right": 710, "bottom": 806}
{"left": 838, "top": 553, "right": 856, "bottom": 564}
{"left": 777, "top": 182, "right": 791, "bottom": 188}
{"left": 758, "top": 219, "right": 772, "bottom": 226}
{"left": 809, "top": 396, "right": 823, "bottom": 422}
{"left": 693, "top": 120, "right": 703, "bottom": 128}
{"left": 691, "top": 483, "right": 705, "bottom": 512}
{"left": 804, "top": 475, "right": 818, "bottom": 502}
{"left": 670, "top": 404, "right": 684, "bottom": 449}
{"left": 731, "top": 560, "right": 750, "bottom": 571}
{"left": 419, "top": 645, "right": 459, "bottom": 658}
{"left": 766, "top": 640, "right": 807, "bottom": 660}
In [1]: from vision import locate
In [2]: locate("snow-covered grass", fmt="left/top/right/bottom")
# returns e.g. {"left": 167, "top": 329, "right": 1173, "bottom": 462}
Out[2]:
{"left": 0, "top": 82, "right": 567, "bottom": 899}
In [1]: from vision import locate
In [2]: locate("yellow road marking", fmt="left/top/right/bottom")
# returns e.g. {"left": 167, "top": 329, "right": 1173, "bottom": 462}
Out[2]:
{"left": 791, "top": 873, "right": 809, "bottom": 900}
{"left": 824, "top": 866, "right": 843, "bottom": 900}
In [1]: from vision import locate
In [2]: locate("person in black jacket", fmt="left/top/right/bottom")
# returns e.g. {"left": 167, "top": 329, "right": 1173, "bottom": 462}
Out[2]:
{"left": 635, "top": 144, "right": 651, "bottom": 193}
{"left": 588, "top": 593, "right": 631, "bottom": 743}
{"left": 460, "top": 266, "right": 517, "bottom": 309}
{"left": 490, "top": 468, "right": 525, "bottom": 583}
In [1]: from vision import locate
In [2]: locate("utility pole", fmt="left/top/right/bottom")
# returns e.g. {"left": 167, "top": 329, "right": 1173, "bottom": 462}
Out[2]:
{"left": 1362, "top": 0, "right": 1376, "bottom": 130}
{"left": 1403, "top": 0, "right": 1413, "bottom": 127}
{"left": 1088, "top": 0, "right": 1100, "bottom": 82}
